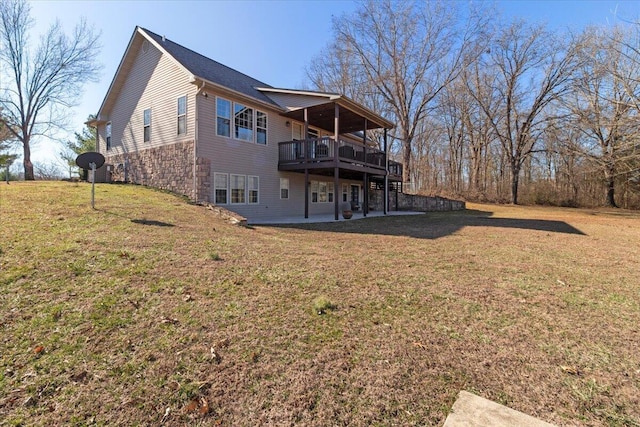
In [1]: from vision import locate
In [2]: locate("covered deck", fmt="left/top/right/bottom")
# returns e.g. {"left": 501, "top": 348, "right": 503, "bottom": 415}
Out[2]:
{"left": 267, "top": 90, "right": 400, "bottom": 220}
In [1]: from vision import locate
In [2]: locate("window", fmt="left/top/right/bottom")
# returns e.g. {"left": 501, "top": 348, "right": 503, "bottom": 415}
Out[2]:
{"left": 248, "top": 176, "right": 259, "bottom": 204}
{"left": 214, "top": 173, "right": 228, "bottom": 204}
{"left": 106, "top": 122, "right": 112, "bottom": 150}
{"left": 217, "top": 98, "right": 231, "bottom": 137}
{"left": 234, "top": 103, "right": 253, "bottom": 141}
{"left": 231, "top": 174, "right": 246, "bottom": 204}
{"left": 310, "top": 180, "right": 333, "bottom": 203}
{"left": 143, "top": 109, "right": 151, "bottom": 142}
{"left": 280, "top": 178, "right": 289, "bottom": 199}
{"left": 342, "top": 184, "right": 348, "bottom": 202}
{"left": 318, "top": 182, "right": 328, "bottom": 203}
{"left": 177, "top": 96, "right": 186, "bottom": 135}
{"left": 256, "top": 111, "right": 267, "bottom": 145}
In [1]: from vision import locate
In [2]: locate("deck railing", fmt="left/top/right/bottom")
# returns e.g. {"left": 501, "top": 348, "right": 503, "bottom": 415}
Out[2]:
{"left": 279, "top": 138, "right": 394, "bottom": 172}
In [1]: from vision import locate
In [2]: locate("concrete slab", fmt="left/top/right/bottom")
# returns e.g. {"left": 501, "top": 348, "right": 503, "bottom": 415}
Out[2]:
{"left": 443, "top": 391, "right": 556, "bottom": 427}
{"left": 248, "top": 210, "right": 424, "bottom": 225}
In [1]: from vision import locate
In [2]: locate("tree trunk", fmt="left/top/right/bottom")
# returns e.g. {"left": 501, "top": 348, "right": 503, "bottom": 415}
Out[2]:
{"left": 604, "top": 169, "right": 617, "bottom": 208}
{"left": 511, "top": 162, "right": 521, "bottom": 205}
{"left": 402, "top": 138, "right": 411, "bottom": 190}
{"left": 23, "top": 139, "right": 34, "bottom": 180}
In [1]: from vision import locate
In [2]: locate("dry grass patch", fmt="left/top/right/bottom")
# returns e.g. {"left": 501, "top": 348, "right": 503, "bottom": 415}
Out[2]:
{"left": 1, "top": 182, "right": 639, "bottom": 426}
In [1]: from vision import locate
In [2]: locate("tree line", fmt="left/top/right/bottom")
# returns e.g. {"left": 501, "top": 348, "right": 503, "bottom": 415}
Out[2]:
{"left": 307, "top": 0, "right": 640, "bottom": 208}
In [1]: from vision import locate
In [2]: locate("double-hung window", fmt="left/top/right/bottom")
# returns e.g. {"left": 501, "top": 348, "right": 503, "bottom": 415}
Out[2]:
{"left": 256, "top": 111, "right": 267, "bottom": 145}
{"left": 143, "top": 109, "right": 151, "bottom": 142}
{"left": 177, "top": 96, "right": 187, "bottom": 135}
{"left": 234, "top": 103, "right": 253, "bottom": 141}
{"left": 280, "top": 178, "right": 289, "bottom": 199}
{"left": 230, "top": 174, "right": 246, "bottom": 204}
{"left": 214, "top": 173, "right": 228, "bottom": 204}
{"left": 248, "top": 176, "right": 259, "bottom": 204}
{"left": 106, "top": 122, "right": 112, "bottom": 150}
{"left": 217, "top": 98, "right": 231, "bottom": 137}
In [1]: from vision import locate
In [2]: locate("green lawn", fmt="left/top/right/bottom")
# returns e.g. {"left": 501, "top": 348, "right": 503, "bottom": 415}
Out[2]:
{"left": 1, "top": 181, "right": 639, "bottom": 426}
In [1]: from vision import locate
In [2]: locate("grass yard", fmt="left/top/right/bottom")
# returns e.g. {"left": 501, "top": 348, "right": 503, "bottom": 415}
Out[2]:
{"left": 1, "top": 181, "right": 639, "bottom": 426}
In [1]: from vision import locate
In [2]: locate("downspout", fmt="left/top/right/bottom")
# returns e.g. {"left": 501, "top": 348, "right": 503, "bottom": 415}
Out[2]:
{"left": 193, "top": 80, "right": 205, "bottom": 202}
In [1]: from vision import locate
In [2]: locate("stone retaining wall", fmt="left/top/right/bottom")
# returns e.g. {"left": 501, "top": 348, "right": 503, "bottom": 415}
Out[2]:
{"left": 369, "top": 189, "right": 465, "bottom": 212}
{"left": 106, "top": 140, "right": 210, "bottom": 202}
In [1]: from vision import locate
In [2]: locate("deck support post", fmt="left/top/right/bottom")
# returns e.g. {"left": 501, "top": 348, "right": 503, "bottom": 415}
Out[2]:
{"left": 384, "top": 128, "right": 388, "bottom": 215}
{"left": 304, "top": 168, "right": 309, "bottom": 219}
{"left": 334, "top": 103, "right": 340, "bottom": 220}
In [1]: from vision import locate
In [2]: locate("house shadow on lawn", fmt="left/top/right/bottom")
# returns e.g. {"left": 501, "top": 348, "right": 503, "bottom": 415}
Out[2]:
{"left": 272, "top": 209, "right": 586, "bottom": 240}
{"left": 130, "top": 219, "right": 175, "bottom": 227}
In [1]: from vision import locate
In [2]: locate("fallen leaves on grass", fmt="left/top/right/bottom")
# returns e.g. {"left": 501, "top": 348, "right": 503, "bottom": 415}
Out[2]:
{"left": 33, "top": 345, "right": 44, "bottom": 355}
{"left": 561, "top": 365, "right": 582, "bottom": 376}
{"left": 184, "top": 396, "right": 210, "bottom": 415}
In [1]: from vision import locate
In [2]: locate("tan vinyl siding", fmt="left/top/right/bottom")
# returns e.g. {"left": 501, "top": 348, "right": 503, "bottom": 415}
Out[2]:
{"left": 197, "top": 91, "right": 289, "bottom": 219}
{"left": 101, "top": 40, "right": 196, "bottom": 157}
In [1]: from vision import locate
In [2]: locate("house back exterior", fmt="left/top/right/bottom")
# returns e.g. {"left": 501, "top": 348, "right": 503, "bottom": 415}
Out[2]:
{"left": 89, "top": 27, "right": 402, "bottom": 223}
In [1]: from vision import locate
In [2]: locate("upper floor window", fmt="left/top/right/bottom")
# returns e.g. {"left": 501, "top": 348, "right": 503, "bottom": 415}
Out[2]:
{"left": 234, "top": 103, "right": 253, "bottom": 142}
{"left": 217, "top": 97, "right": 231, "bottom": 137}
{"left": 256, "top": 111, "right": 267, "bottom": 145}
{"left": 143, "top": 109, "right": 151, "bottom": 142}
{"left": 106, "top": 122, "right": 112, "bottom": 150}
{"left": 177, "top": 96, "right": 187, "bottom": 135}
{"left": 216, "top": 97, "right": 267, "bottom": 145}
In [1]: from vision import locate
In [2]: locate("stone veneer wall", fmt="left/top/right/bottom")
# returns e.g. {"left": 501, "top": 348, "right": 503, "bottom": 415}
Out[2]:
{"left": 369, "top": 189, "right": 465, "bottom": 212}
{"left": 106, "top": 140, "right": 210, "bottom": 203}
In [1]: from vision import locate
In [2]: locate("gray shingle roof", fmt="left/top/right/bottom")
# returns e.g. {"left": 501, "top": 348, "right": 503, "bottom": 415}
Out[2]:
{"left": 141, "top": 27, "right": 278, "bottom": 107}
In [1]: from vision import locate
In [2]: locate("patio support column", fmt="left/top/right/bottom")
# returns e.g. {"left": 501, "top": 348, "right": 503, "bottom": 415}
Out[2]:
{"left": 303, "top": 108, "right": 309, "bottom": 138}
{"left": 384, "top": 128, "right": 388, "bottom": 215}
{"left": 362, "top": 118, "right": 368, "bottom": 217}
{"left": 334, "top": 103, "right": 340, "bottom": 220}
{"left": 304, "top": 107, "right": 310, "bottom": 219}
{"left": 305, "top": 168, "right": 309, "bottom": 219}
{"left": 364, "top": 172, "right": 368, "bottom": 217}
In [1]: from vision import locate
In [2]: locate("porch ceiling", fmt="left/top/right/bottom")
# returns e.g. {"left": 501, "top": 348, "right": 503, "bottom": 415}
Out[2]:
{"left": 282, "top": 102, "right": 387, "bottom": 134}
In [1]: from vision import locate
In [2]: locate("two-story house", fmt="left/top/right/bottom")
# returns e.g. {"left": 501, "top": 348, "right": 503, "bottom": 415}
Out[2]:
{"left": 89, "top": 27, "right": 402, "bottom": 223}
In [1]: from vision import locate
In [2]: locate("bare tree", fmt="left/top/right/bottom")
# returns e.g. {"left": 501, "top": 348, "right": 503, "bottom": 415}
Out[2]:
{"left": 0, "top": 0, "right": 101, "bottom": 180}
{"left": 466, "top": 21, "right": 580, "bottom": 204}
{"left": 310, "top": 0, "right": 490, "bottom": 189}
{"left": 567, "top": 26, "right": 640, "bottom": 207}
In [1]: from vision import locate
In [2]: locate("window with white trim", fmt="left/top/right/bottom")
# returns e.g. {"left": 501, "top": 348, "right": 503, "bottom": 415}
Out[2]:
{"left": 248, "top": 176, "right": 259, "bottom": 204}
{"left": 280, "top": 178, "right": 289, "bottom": 199}
{"left": 342, "top": 184, "right": 348, "bottom": 202}
{"left": 311, "top": 181, "right": 318, "bottom": 203}
{"left": 310, "top": 180, "right": 334, "bottom": 203}
{"left": 143, "top": 108, "right": 151, "bottom": 142}
{"left": 230, "top": 174, "right": 246, "bottom": 204}
{"left": 234, "top": 103, "right": 253, "bottom": 141}
{"left": 106, "top": 122, "right": 112, "bottom": 150}
{"left": 256, "top": 111, "right": 267, "bottom": 145}
{"left": 318, "top": 182, "right": 328, "bottom": 203}
{"left": 214, "top": 173, "right": 228, "bottom": 204}
{"left": 177, "top": 96, "right": 186, "bottom": 135}
{"left": 217, "top": 97, "right": 231, "bottom": 137}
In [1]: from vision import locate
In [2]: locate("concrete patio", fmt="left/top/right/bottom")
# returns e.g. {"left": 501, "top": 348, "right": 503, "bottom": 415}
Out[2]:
{"left": 249, "top": 210, "right": 425, "bottom": 225}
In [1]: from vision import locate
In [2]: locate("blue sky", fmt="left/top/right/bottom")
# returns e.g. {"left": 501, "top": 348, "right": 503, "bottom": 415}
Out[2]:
{"left": 19, "top": 0, "right": 640, "bottom": 167}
